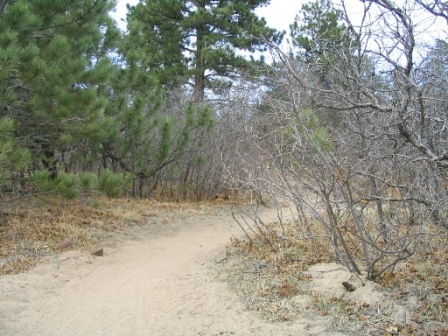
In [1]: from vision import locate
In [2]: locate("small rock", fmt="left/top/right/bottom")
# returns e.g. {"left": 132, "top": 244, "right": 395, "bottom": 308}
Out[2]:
{"left": 57, "top": 239, "right": 73, "bottom": 250}
{"left": 342, "top": 281, "right": 356, "bottom": 292}
{"left": 92, "top": 248, "right": 104, "bottom": 256}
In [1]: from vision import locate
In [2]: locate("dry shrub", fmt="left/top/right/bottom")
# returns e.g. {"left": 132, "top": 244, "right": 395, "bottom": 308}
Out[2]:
{"left": 222, "top": 211, "right": 332, "bottom": 321}
{"left": 223, "top": 207, "right": 448, "bottom": 335}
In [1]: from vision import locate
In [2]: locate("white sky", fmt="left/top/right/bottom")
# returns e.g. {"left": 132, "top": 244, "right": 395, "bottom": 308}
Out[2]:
{"left": 111, "top": 0, "right": 304, "bottom": 33}
{"left": 111, "top": 0, "right": 445, "bottom": 36}
{"left": 110, "top": 0, "right": 445, "bottom": 61}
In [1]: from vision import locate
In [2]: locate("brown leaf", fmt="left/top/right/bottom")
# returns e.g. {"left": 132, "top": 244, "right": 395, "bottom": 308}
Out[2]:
{"left": 438, "top": 327, "right": 448, "bottom": 336}
{"left": 410, "top": 313, "right": 424, "bottom": 324}
{"left": 384, "top": 324, "right": 399, "bottom": 335}
{"left": 57, "top": 239, "right": 73, "bottom": 250}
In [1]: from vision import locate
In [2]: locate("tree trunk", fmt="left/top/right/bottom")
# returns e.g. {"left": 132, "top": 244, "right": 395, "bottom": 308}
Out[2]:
{"left": 42, "top": 146, "right": 58, "bottom": 179}
{"left": 194, "top": 9, "right": 206, "bottom": 103}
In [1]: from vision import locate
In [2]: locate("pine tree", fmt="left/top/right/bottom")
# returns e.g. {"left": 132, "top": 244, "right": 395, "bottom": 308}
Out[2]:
{"left": 290, "top": 0, "right": 351, "bottom": 63}
{"left": 125, "top": 0, "right": 282, "bottom": 102}
{"left": 0, "top": 0, "right": 119, "bottom": 181}
{"left": 101, "top": 66, "right": 216, "bottom": 196}
{"left": 0, "top": 117, "right": 30, "bottom": 188}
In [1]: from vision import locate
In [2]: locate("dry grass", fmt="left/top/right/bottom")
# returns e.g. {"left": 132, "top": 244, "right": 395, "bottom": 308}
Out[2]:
{"left": 1, "top": 194, "right": 446, "bottom": 335}
{"left": 219, "top": 214, "right": 448, "bottom": 335}
{"left": 219, "top": 222, "right": 334, "bottom": 322}
{"left": 0, "top": 194, "right": 229, "bottom": 275}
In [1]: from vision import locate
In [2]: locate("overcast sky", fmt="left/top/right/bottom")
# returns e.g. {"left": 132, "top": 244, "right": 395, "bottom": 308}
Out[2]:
{"left": 110, "top": 0, "right": 445, "bottom": 53}
{"left": 111, "top": 0, "right": 304, "bottom": 33}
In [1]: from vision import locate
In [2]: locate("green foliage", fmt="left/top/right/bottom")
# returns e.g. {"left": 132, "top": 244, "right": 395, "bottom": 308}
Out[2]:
{"left": 0, "top": 0, "right": 235, "bottom": 200}
{"left": 0, "top": 117, "right": 31, "bottom": 186}
{"left": 31, "top": 169, "right": 132, "bottom": 198}
{"left": 284, "top": 109, "right": 332, "bottom": 154}
{"left": 96, "top": 34, "right": 194, "bottom": 186}
{"left": 98, "top": 170, "right": 133, "bottom": 198}
{"left": 79, "top": 172, "right": 98, "bottom": 193}
{"left": 311, "top": 127, "right": 330, "bottom": 151}
{"left": 126, "top": 0, "right": 282, "bottom": 101}
{"left": 0, "top": 0, "right": 120, "bottom": 181}
{"left": 31, "top": 170, "right": 54, "bottom": 192}
{"left": 101, "top": 80, "right": 215, "bottom": 190}
{"left": 302, "top": 108, "right": 320, "bottom": 129}
{"left": 302, "top": 109, "right": 332, "bottom": 152}
{"left": 290, "top": 0, "right": 352, "bottom": 62}
{"left": 287, "top": 0, "right": 359, "bottom": 126}
{"left": 54, "top": 173, "right": 79, "bottom": 199}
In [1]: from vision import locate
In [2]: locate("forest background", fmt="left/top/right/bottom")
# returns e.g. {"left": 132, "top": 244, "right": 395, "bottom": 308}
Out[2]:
{"left": 0, "top": 0, "right": 447, "bottom": 284}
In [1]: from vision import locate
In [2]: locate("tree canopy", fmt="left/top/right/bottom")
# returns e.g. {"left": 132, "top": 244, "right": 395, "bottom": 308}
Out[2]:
{"left": 0, "top": 0, "right": 119, "bottom": 180}
{"left": 290, "top": 0, "right": 350, "bottom": 62}
{"left": 125, "top": 0, "right": 283, "bottom": 102}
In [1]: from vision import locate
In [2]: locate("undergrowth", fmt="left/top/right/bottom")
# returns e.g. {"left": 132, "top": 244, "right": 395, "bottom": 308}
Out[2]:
{"left": 219, "top": 210, "right": 448, "bottom": 335}
{"left": 0, "top": 195, "right": 227, "bottom": 274}
{"left": 1, "top": 195, "right": 446, "bottom": 335}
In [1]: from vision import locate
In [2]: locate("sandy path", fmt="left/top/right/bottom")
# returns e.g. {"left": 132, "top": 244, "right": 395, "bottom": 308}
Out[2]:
{"left": 0, "top": 211, "right": 341, "bottom": 336}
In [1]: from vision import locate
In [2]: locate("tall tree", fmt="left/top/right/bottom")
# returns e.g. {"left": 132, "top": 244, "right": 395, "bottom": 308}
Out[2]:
{"left": 0, "top": 0, "right": 217, "bottom": 198}
{"left": 125, "top": 0, "right": 282, "bottom": 102}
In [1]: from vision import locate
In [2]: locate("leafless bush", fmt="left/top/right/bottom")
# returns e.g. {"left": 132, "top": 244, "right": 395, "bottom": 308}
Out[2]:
{"left": 228, "top": 0, "right": 447, "bottom": 280}
{"left": 150, "top": 81, "right": 263, "bottom": 200}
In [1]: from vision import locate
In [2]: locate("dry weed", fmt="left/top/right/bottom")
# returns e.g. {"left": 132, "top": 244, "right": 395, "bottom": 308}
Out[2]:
{"left": 220, "top": 213, "right": 448, "bottom": 335}
{"left": 0, "top": 195, "right": 231, "bottom": 275}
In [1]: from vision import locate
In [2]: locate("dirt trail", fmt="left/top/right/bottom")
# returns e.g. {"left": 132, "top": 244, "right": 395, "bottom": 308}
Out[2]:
{"left": 0, "top": 210, "right": 343, "bottom": 336}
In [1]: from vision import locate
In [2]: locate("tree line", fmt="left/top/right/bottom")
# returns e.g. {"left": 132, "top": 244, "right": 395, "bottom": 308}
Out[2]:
{"left": 1, "top": 0, "right": 447, "bottom": 278}
{"left": 0, "top": 0, "right": 446, "bottom": 210}
{"left": 0, "top": 0, "right": 279, "bottom": 199}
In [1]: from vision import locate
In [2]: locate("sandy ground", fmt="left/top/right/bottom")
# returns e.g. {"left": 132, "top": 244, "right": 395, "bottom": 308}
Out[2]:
{"left": 0, "top": 209, "right": 349, "bottom": 336}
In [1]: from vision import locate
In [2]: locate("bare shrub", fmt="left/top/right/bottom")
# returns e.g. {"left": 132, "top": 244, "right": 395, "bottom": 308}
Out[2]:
{"left": 227, "top": 0, "right": 448, "bottom": 280}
